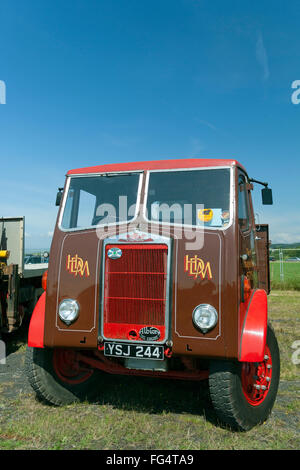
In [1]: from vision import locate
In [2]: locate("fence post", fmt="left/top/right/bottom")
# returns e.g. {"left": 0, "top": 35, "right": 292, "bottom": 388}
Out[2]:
{"left": 279, "top": 249, "right": 284, "bottom": 282}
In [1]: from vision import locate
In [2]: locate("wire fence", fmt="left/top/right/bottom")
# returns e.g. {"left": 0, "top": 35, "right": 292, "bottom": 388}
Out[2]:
{"left": 24, "top": 249, "right": 49, "bottom": 265}
{"left": 24, "top": 249, "right": 300, "bottom": 289}
{"left": 270, "top": 249, "right": 300, "bottom": 290}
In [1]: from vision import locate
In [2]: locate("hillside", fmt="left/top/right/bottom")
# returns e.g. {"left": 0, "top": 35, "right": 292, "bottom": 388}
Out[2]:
{"left": 270, "top": 243, "right": 300, "bottom": 249}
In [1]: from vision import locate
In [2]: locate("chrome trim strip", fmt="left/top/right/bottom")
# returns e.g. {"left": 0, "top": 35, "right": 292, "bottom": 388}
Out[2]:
{"left": 67, "top": 170, "right": 143, "bottom": 177}
{"left": 143, "top": 165, "right": 234, "bottom": 231}
{"left": 174, "top": 230, "right": 222, "bottom": 340}
{"left": 58, "top": 171, "right": 144, "bottom": 233}
{"left": 100, "top": 233, "right": 172, "bottom": 345}
{"left": 55, "top": 231, "right": 100, "bottom": 333}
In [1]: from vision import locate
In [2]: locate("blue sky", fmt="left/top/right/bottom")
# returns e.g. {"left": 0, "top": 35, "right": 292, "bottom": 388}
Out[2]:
{"left": 0, "top": 0, "right": 299, "bottom": 248}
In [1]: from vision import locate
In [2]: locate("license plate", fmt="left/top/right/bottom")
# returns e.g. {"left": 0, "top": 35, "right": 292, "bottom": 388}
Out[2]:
{"left": 104, "top": 342, "right": 164, "bottom": 360}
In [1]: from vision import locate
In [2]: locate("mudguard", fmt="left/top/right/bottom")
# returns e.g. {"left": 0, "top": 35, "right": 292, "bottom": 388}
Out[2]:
{"left": 28, "top": 291, "right": 46, "bottom": 348}
{"left": 239, "top": 289, "right": 268, "bottom": 362}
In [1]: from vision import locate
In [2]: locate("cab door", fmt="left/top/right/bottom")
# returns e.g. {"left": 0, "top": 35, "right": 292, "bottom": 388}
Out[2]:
{"left": 238, "top": 171, "right": 258, "bottom": 292}
{"left": 255, "top": 224, "right": 270, "bottom": 294}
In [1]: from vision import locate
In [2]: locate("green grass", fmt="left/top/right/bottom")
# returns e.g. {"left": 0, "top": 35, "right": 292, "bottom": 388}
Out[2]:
{"left": 0, "top": 391, "right": 299, "bottom": 450}
{"left": 0, "top": 291, "right": 299, "bottom": 450}
{"left": 0, "top": 438, "right": 25, "bottom": 450}
{"left": 268, "top": 291, "right": 300, "bottom": 380}
{"left": 270, "top": 261, "right": 300, "bottom": 290}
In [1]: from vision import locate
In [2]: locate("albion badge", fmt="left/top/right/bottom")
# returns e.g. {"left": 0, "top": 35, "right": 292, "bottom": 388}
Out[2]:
{"left": 139, "top": 326, "right": 161, "bottom": 341}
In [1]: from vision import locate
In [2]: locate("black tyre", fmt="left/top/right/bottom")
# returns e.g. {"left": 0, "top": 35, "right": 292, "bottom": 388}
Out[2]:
{"left": 25, "top": 346, "right": 102, "bottom": 405}
{"left": 209, "top": 324, "right": 280, "bottom": 431}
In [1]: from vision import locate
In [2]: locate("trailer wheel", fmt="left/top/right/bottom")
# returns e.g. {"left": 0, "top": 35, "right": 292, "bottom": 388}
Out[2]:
{"left": 209, "top": 324, "right": 280, "bottom": 431}
{"left": 25, "top": 346, "right": 102, "bottom": 405}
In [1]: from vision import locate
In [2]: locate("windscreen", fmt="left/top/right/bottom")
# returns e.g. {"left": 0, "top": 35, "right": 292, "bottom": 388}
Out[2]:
{"left": 146, "top": 168, "right": 231, "bottom": 227}
{"left": 61, "top": 173, "right": 141, "bottom": 229}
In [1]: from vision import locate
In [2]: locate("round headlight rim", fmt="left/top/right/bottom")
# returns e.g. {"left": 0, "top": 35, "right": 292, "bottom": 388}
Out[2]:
{"left": 58, "top": 298, "right": 80, "bottom": 326}
{"left": 192, "top": 303, "right": 218, "bottom": 334}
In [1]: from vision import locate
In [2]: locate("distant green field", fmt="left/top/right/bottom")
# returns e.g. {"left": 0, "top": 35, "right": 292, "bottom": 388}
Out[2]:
{"left": 270, "top": 261, "right": 300, "bottom": 290}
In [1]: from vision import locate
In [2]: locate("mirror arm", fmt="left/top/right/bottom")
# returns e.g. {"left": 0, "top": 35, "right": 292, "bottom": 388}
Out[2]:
{"left": 248, "top": 178, "right": 269, "bottom": 188}
{"left": 250, "top": 178, "right": 273, "bottom": 205}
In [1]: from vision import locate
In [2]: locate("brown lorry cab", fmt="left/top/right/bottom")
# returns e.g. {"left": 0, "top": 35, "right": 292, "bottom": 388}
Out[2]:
{"left": 26, "top": 158, "right": 280, "bottom": 431}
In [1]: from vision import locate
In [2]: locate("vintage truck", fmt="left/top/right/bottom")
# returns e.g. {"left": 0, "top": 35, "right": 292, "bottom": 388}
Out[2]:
{"left": 0, "top": 217, "right": 48, "bottom": 335}
{"left": 25, "top": 158, "right": 280, "bottom": 431}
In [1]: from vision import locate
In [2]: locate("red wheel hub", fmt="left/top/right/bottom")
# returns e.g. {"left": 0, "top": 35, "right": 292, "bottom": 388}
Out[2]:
{"left": 241, "top": 345, "right": 272, "bottom": 406}
{"left": 53, "top": 349, "right": 93, "bottom": 385}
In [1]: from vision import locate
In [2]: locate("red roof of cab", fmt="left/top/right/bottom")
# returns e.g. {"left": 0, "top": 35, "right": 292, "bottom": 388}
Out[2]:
{"left": 67, "top": 158, "right": 246, "bottom": 175}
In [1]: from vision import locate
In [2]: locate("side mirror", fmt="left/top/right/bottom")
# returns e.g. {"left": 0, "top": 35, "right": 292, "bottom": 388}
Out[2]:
{"left": 262, "top": 187, "right": 273, "bottom": 205}
{"left": 55, "top": 188, "right": 64, "bottom": 206}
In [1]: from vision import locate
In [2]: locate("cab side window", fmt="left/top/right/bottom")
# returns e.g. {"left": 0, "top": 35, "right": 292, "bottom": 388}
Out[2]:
{"left": 238, "top": 173, "right": 250, "bottom": 231}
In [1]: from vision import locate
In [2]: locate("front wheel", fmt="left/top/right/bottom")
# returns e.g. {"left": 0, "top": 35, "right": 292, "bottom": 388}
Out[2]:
{"left": 25, "top": 346, "right": 102, "bottom": 405}
{"left": 209, "top": 324, "right": 280, "bottom": 431}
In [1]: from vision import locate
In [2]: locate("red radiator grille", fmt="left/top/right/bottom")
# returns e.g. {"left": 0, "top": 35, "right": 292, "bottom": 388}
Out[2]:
{"left": 103, "top": 244, "right": 168, "bottom": 341}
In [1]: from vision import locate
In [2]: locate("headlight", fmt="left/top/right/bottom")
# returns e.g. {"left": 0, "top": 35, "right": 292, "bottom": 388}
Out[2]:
{"left": 192, "top": 304, "right": 218, "bottom": 333}
{"left": 58, "top": 299, "right": 80, "bottom": 325}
